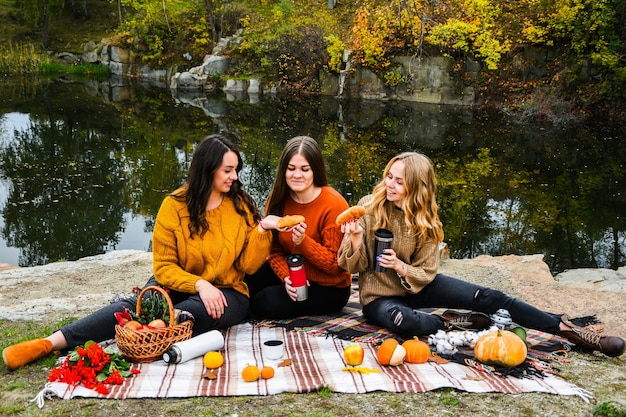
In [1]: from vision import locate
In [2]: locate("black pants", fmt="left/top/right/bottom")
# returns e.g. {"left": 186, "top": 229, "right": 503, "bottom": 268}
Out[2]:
{"left": 245, "top": 262, "right": 350, "bottom": 319}
{"left": 362, "top": 273, "right": 562, "bottom": 337}
{"left": 61, "top": 276, "right": 249, "bottom": 350}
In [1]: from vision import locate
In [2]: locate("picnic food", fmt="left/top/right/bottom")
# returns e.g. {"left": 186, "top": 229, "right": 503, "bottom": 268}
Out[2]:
{"left": 335, "top": 205, "right": 366, "bottom": 226}
{"left": 343, "top": 345, "right": 365, "bottom": 366}
{"left": 261, "top": 366, "right": 275, "bottom": 379}
{"left": 402, "top": 338, "right": 430, "bottom": 364}
{"left": 474, "top": 329, "right": 528, "bottom": 367}
{"left": 123, "top": 320, "right": 143, "bottom": 330}
{"left": 242, "top": 364, "right": 261, "bottom": 382}
{"left": 277, "top": 214, "right": 305, "bottom": 229}
{"left": 376, "top": 338, "right": 406, "bottom": 366}
{"left": 148, "top": 319, "right": 167, "bottom": 329}
{"left": 203, "top": 351, "right": 224, "bottom": 369}
{"left": 511, "top": 326, "right": 528, "bottom": 345}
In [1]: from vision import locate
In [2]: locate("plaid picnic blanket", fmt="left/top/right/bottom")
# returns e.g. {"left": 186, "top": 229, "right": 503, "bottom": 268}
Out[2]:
{"left": 33, "top": 285, "right": 593, "bottom": 405}
{"left": 35, "top": 322, "right": 591, "bottom": 405}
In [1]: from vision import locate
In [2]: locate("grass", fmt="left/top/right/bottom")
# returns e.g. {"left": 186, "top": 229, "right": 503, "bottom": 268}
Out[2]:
{"left": 593, "top": 402, "right": 626, "bottom": 417}
{"left": 1, "top": 316, "right": 624, "bottom": 417}
{"left": 0, "top": 43, "right": 52, "bottom": 74}
{"left": 0, "top": 43, "right": 111, "bottom": 77}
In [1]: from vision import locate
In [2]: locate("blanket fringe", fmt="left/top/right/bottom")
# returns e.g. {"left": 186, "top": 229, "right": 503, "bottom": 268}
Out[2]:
{"left": 30, "top": 383, "right": 59, "bottom": 408}
{"left": 572, "top": 387, "right": 594, "bottom": 403}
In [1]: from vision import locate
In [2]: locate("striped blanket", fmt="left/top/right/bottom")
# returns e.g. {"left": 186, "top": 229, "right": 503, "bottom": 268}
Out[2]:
{"left": 35, "top": 322, "right": 591, "bottom": 405}
{"left": 33, "top": 283, "right": 593, "bottom": 404}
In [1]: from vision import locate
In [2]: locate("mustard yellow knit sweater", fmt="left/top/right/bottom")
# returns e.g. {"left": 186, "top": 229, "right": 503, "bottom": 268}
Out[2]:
{"left": 152, "top": 193, "right": 272, "bottom": 297}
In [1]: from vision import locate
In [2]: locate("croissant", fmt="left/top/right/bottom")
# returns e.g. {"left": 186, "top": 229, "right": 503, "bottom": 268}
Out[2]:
{"left": 277, "top": 214, "right": 305, "bottom": 229}
{"left": 335, "top": 206, "right": 366, "bottom": 226}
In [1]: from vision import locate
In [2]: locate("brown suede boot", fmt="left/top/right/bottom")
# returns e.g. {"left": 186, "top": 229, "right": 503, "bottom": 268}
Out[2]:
{"left": 2, "top": 339, "right": 53, "bottom": 370}
{"left": 559, "top": 316, "right": 625, "bottom": 357}
{"left": 439, "top": 310, "right": 491, "bottom": 331}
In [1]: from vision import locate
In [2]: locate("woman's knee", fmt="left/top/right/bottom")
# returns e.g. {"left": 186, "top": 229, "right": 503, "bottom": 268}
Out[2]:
{"left": 471, "top": 287, "right": 513, "bottom": 312}
{"left": 364, "top": 298, "right": 445, "bottom": 337}
{"left": 363, "top": 299, "right": 410, "bottom": 333}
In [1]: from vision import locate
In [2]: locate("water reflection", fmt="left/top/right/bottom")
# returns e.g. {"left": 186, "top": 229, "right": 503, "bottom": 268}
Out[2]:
{"left": 0, "top": 79, "right": 624, "bottom": 274}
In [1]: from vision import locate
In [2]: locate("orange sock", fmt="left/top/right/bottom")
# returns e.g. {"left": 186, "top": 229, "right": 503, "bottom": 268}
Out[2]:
{"left": 2, "top": 339, "right": 53, "bottom": 371}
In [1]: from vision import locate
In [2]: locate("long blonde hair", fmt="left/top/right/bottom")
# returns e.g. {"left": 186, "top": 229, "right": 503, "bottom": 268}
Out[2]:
{"left": 370, "top": 152, "right": 444, "bottom": 242}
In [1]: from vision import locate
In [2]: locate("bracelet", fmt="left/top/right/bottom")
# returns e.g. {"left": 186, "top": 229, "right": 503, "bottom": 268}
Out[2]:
{"left": 396, "top": 262, "right": 407, "bottom": 279}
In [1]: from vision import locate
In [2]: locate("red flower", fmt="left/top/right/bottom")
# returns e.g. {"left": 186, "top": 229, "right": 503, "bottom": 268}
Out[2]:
{"left": 48, "top": 341, "right": 139, "bottom": 394}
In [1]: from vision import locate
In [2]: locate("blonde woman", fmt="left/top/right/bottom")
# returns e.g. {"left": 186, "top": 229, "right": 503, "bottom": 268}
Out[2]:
{"left": 338, "top": 152, "right": 624, "bottom": 357}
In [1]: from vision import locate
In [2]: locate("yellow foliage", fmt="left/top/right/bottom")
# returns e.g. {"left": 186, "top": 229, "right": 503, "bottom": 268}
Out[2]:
{"left": 324, "top": 35, "right": 346, "bottom": 74}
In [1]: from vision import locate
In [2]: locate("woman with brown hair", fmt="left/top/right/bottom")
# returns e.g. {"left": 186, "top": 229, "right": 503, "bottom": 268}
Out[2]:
{"left": 245, "top": 136, "right": 352, "bottom": 319}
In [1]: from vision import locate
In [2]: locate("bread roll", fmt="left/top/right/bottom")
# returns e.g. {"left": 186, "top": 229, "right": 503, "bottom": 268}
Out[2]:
{"left": 335, "top": 206, "right": 366, "bottom": 226}
{"left": 277, "top": 214, "right": 305, "bottom": 229}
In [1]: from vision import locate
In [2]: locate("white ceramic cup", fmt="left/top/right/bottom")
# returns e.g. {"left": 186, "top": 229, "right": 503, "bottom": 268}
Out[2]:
{"left": 263, "top": 340, "right": 284, "bottom": 360}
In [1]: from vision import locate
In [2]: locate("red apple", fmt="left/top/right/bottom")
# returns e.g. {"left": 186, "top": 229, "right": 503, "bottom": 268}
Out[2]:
{"left": 343, "top": 344, "right": 365, "bottom": 366}
{"left": 148, "top": 319, "right": 167, "bottom": 329}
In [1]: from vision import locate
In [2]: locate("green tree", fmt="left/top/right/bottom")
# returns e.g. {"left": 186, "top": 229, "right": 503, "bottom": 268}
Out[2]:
{"left": 19, "top": 0, "right": 64, "bottom": 48}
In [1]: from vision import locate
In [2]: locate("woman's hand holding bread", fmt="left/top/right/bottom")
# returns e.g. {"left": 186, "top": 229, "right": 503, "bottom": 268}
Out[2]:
{"left": 335, "top": 206, "right": 366, "bottom": 226}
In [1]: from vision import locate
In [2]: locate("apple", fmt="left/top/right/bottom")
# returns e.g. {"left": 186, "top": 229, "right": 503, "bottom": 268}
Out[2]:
{"left": 148, "top": 319, "right": 167, "bottom": 329}
{"left": 124, "top": 320, "right": 143, "bottom": 330}
{"left": 343, "top": 344, "right": 365, "bottom": 366}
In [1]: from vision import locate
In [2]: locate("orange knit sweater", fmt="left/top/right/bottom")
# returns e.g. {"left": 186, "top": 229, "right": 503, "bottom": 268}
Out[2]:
{"left": 267, "top": 186, "right": 351, "bottom": 288}
{"left": 152, "top": 192, "right": 272, "bottom": 297}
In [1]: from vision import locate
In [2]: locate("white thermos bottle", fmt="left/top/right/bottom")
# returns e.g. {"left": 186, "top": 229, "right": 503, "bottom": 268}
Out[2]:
{"left": 162, "top": 330, "right": 224, "bottom": 364}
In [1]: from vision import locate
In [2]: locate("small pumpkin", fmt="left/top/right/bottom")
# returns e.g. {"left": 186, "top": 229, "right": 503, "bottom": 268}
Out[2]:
{"left": 402, "top": 337, "right": 431, "bottom": 364}
{"left": 242, "top": 364, "right": 261, "bottom": 382}
{"left": 377, "top": 338, "right": 406, "bottom": 366}
{"left": 474, "top": 329, "right": 528, "bottom": 367}
{"left": 260, "top": 366, "right": 275, "bottom": 379}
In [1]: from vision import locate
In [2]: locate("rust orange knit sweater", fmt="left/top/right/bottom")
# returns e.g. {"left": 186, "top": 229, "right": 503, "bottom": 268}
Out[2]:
{"left": 152, "top": 192, "right": 272, "bottom": 297}
{"left": 268, "top": 186, "right": 351, "bottom": 288}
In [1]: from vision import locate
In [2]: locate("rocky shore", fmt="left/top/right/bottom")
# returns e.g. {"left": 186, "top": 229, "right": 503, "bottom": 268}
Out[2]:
{"left": 1, "top": 250, "right": 625, "bottom": 417}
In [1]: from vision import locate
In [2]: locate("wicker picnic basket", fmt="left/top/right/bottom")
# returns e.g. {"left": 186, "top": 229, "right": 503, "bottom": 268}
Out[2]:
{"left": 115, "top": 285, "right": 193, "bottom": 363}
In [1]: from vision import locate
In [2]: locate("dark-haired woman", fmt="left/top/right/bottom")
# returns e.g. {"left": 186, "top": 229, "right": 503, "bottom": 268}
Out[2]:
{"left": 3, "top": 134, "right": 282, "bottom": 370}
{"left": 245, "top": 136, "right": 351, "bottom": 319}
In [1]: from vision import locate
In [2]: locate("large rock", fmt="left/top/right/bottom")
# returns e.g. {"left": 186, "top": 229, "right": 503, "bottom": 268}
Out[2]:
{"left": 0, "top": 250, "right": 152, "bottom": 322}
{"left": 1, "top": 251, "right": 624, "bottom": 338}
{"left": 555, "top": 267, "right": 626, "bottom": 293}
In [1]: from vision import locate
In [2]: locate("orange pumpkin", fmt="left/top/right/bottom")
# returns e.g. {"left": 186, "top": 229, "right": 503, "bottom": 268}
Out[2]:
{"left": 260, "top": 366, "right": 275, "bottom": 379}
{"left": 377, "top": 338, "right": 406, "bottom": 366}
{"left": 242, "top": 364, "right": 261, "bottom": 382}
{"left": 402, "top": 337, "right": 431, "bottom": 364}
{"left": 474, "top": 330, "right": 528, "bottom": 367}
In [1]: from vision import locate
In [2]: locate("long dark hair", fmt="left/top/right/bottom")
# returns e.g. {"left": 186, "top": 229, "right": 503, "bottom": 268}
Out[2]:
{"left": 171, "top": 134, "right": 261, "bottom": 237}
{"left": 265, "top": 135, "right": 328, "bottom": 216}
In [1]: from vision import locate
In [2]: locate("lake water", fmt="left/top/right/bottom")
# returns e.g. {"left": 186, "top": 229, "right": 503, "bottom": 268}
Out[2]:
{"left": 0, "top": 78, "right": 624, "bottom": 274}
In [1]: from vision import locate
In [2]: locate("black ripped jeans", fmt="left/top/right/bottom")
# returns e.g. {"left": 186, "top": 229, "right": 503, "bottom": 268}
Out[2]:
{"left": 362, "top": 273, "right": 562, "bottom": 338}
